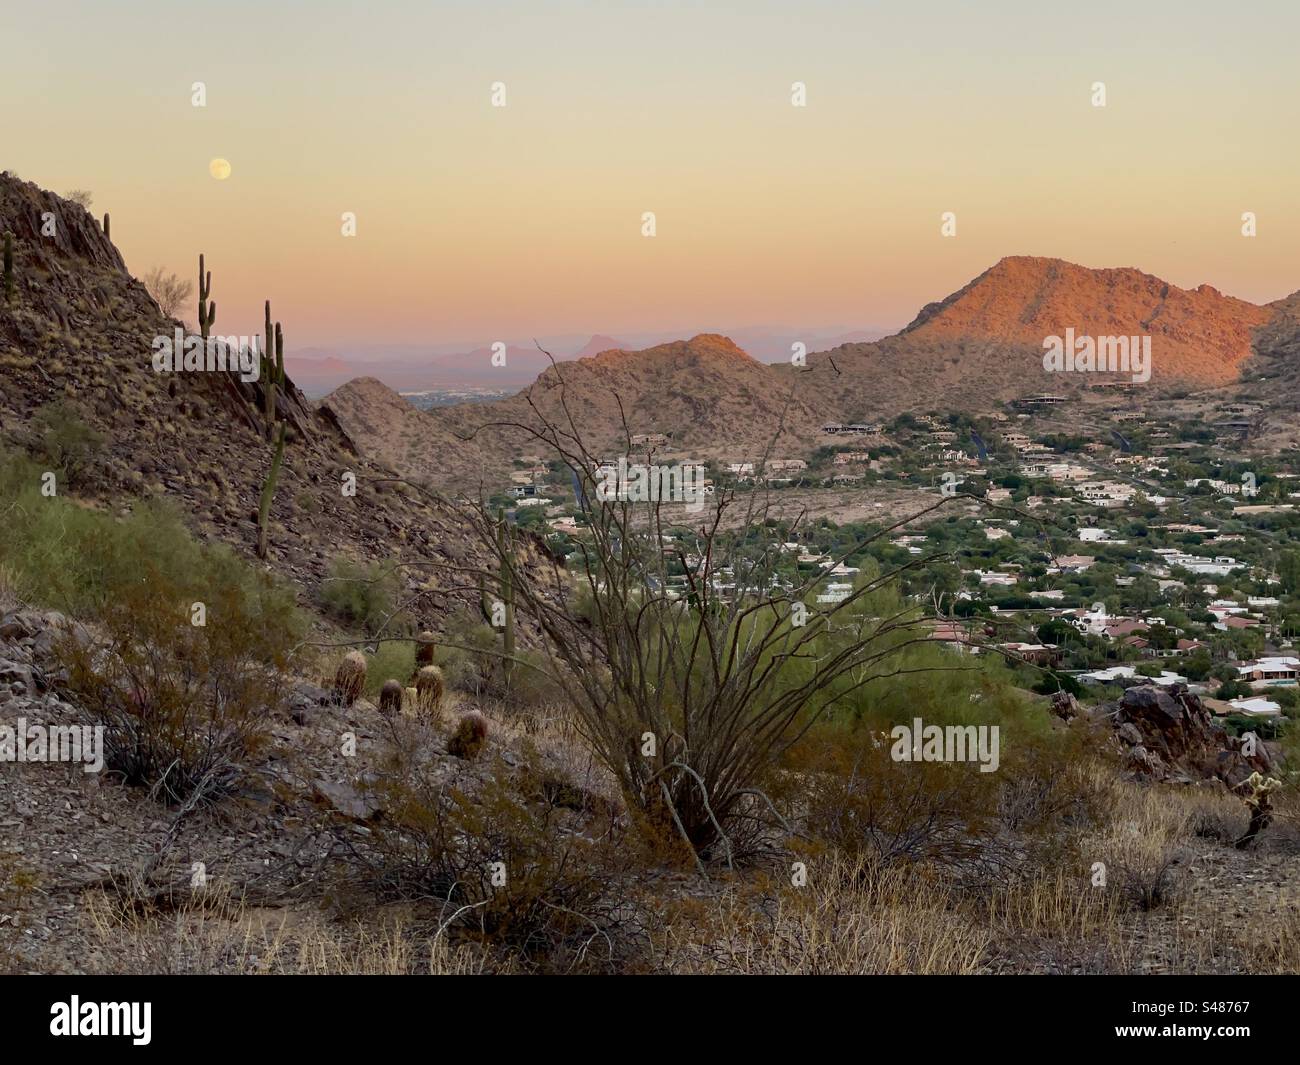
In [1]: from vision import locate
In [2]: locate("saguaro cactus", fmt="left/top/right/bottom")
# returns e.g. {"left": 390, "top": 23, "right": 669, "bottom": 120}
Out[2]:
{"left": 102, "top": 213, "right": 110, "bottom": 241}
{"left": 256, "top": 319, "right": 288, "bottom": 558}
{"left": 198, "top": 254, "right": 215, "bottom": 342}
{"left": 497, "top": 509, "right": 516, "bottom": 688}
{"left": 275, "top": 322, "right": 285, "bottom": 397}
{"left": 475, "top": 519, "right": 519, "bottom": 691}
{"left": 262, "top": 301, "right": 279, "bottom": 437}
{"left": 2, "top": 232, "right": 13, "bottom": 304}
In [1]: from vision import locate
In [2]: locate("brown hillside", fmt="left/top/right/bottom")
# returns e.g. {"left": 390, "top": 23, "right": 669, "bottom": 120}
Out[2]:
{"left": 322, "top": 334, "right": 824, "bottom": 490}
{"left": 0, "top": 172, "right": 489, "bottom": 623}
{"left": 316, "top": 257, "right": 1292, "bottom": 485}
{"left": 787, "top": 256, "right": 1276, "bottom": 420}
{"left": 319, "top": 376, "right": 499, "bottom": 493}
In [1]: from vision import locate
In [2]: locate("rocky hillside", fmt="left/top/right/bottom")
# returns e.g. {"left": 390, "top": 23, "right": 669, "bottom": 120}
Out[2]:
{"left": 786, "top": 256, "right": 1278, "bottom": 420}
{"left": 324, "top": 333, "right": 823, "bottom": 489}
{"left": 0, "top": 172, "right": 489, "bottom": 624}
{"left": 319, "top": 376, "right": 499, "bottom": 493}
{"left": 326, "top": 257, "right": 1294, "bottom": 487}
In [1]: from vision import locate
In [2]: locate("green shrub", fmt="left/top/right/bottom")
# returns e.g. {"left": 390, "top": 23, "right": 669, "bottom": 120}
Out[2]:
{"left": 319, "top": 557, "right": 408, "bottom": 636}
{"left": 0, "top": 450, "right": 298, "bottom": 623}
{"left": 59, "top": 563, "right": 303, "bottom": 804}
{"left": 32, "top": 401, "right": 105, "bottom": 487}
{"left": 365, "top": 639, "right": 415, "bottom": 696}
{"left": 0, "top": 449, "right": 307, "bottom": 804}
{"left": 434, "top": 621, "right": 499, "bottom": 693}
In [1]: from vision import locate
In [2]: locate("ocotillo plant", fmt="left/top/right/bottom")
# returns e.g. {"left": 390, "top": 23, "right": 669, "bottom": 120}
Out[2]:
{"left": 198, "top": 254, "right": 215, "bottom": 342}
{"left": 2, "top": 232, "right": 13, "bottom": 304}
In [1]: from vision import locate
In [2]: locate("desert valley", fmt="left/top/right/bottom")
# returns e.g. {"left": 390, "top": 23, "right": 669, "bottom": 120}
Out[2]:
{"left": 3, "top": 170, "right": 1300, "bottom": 987}
{"left": 5, "top": 5, "right": 1300, "bottom": 1039}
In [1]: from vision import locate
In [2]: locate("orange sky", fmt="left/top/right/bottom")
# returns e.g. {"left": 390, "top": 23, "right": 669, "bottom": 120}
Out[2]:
{"left": 6, "top": 0, "right": 1298, "bottom": 349}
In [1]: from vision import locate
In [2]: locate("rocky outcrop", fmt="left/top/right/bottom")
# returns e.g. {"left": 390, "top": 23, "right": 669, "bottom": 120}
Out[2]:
{"left": 0, "top": 171, "right": 125, "bottom": 274}
{"left": 1096, "top": 684, "right": 1271, "bottom": 787}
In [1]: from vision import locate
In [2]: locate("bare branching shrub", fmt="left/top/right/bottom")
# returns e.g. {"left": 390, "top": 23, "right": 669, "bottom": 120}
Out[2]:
{"left": 390, "top": 370, "right": 969, "bottom": 859}
{"left": 1081, "top": 774, "right": 1192, "bottom": 911}
{"left": 331, "top": 734, "right": 628, "bottom": 970}
{"left": 142, "top": 266, "right": 194, "bottom": 320}
{"left": 996, "top": 724, "right": 1114, "bottom": 838}
{"left": 58, "top": 549, "right": 304, "bottom": 806}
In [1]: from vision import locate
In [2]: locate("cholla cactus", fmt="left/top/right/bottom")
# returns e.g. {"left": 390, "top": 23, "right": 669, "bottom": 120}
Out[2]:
{"left": 333, "top": 651, "right": 367, "bottom": 707}
{"left": 415, "top": 664, "right": 445, "bottom": 717}
{"left": 1245, "top": 771, "right": 1281, "bottom": 803}
{"left": 378, "top": 679, "right": 403, "bottom": 716}
{"left": 1236, "top": 771, "right": 1282, "bottom": 850}
{"left": 448, "top": 710, "right": 488, "bottom": 759}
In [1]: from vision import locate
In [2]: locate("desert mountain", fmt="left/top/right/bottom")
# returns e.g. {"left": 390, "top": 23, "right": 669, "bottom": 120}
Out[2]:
{"left": 323, "top": 333, "right": 824, "bottom": 490}
{"left": 0, "top": 172, "right": 496, "bottom": 624}
{"left": 571, "top": 334, "right": 626, "bottom": 359}
{"left": 325, "top": 256, "right": 1293, "bottom": 490}
{"left": 283, "top": 352, "right": 358, "bottom": 396}
{"left": 319, "top": 375, "right": 499, "bottom": 491}
{"left": 787, "top": 256, "right": 1277, "bottom": 420}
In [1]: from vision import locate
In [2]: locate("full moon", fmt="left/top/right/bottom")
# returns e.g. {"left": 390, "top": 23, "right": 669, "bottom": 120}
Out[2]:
{"left": 209, "top": 158, "right": 231, "bottom": 181}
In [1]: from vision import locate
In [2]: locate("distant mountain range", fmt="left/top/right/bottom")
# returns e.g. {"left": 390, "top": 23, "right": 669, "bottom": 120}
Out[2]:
{"left": 289, "top": 326, "right": 894, "bottom": 396}
{"left": 321, "top": 255, "right": 1300, "bottom": 492}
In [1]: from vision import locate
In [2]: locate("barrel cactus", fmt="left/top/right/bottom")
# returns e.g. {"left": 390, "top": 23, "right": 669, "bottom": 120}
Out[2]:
{"left": 378, "top": 678, "right": 403, "bottom": 716}
{"left": 415, "top": 664, "right": 445, "bottom": 717}
{"left": 415, "top": 630, "right": 437, "bottom": 669}
{"left": 332, "top": 651, "right": 367, "bottom": 707}
{"left": 448, "top": 710, "right": 488, "bottom": 759}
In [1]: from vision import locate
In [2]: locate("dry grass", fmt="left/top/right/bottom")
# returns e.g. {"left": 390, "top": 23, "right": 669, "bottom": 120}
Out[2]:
{"left": 54, "top": 762, "right": 1300, "bottom": 975}
{"left": 647, "top": 854, "right": 989, "bottom": 974}
{"left": 80, "top": 885, "right": 504, "bottom": 975}
{"left": 1080, "top": 771, "right": 1195, "bottom": 911}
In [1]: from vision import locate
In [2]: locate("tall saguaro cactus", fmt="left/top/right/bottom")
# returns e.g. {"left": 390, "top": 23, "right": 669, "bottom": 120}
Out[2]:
{"left": 257, "top": 320, "right": 288, "bottom": 558}
{"left": 262, "top": 300, "right": 283, "bottom": 439}
{"left": 102, "top": 213, "right": 110, "bottom": 241}
{"left": 198, "top": 254, "right": 215, "bottom": 342}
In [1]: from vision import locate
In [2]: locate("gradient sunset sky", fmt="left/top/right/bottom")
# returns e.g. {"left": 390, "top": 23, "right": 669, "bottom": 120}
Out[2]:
{"left": 6, "top": 0, "right": 1298, "bottom": 350}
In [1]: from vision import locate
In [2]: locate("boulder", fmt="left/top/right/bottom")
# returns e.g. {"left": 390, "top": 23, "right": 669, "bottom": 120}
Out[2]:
{"left": 1100, "top": 683, "right": 1271, "bottom": 787}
